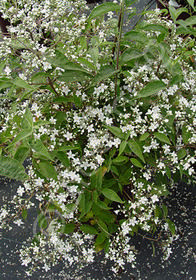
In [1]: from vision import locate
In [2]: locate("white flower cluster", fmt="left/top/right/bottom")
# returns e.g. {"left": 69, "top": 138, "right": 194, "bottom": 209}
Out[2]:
{"left": 0, "top": 1, "right": 195, "bottom": 277}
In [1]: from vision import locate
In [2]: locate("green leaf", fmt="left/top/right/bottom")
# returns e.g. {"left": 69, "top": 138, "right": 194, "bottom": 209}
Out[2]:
{"left": 182, "top": 125, "right": 191, "bottom": 144}
{"left": 0, "top": 156, "right": 28, "bottom": 181}
{"left": 12, "top": 129, "right": 32, "bottom": 144}
{"left": 46, "top": 50, "right": 68, "bottom": 69}
{"left": 79, "top": 36, "right": 87, "bottom": 50}
{"left": 30, "top": 140, "right": 53, "bottom": 161}
{"left": 55, "top": 151, "right": 70, "bottom": 167}
{"left": 63, "top": 62, "right": 92, "bottom": 75}
{"left": 90, "top": 171, "right": 97, "bottom": 189}
{"left": 77, "top": 57, "right": 96, "bottom": 70}
{"left": 187, "top": 0, "right": 196, "bottom": 11}
{"left": 58, "top": 145, "right": 81, "bottom": 152}
{"left": 97, "top": 218, "right": 109, "bottom": 237}
{"left": 80, "top": 224, "right": 98, "bottom": 235}
{"left": 101, "top": 188, "right": 124, "bottom": 203}
{"left": 157, "top": 32, "right": 167, "bottom": 43}
{"left": 93, "top": 190, "right": 98, "bottom": 203}
{"left": 165, "top": 165, "right": 171, "bottom": 179}
{"left": 22, "top": 208, "right": 27, "bottom": 221}
{"left": 120, "top": 48, "right": 143, "bottom": 65}
{"left": 105, "top": 126, "right": 126, "bottom": 139}
{"left": 95, "top": 241, "right": 106, "bottom": 252}
{"left": 154, "top": 132, "right": 171, "bottom": 145}
{"left": 53, "top": 96, "right": 74, "bottom": 104}
{"left": 154, "top": 206, "right": 163, "bottom": 218}
{"left": 128, "top": 139, "right": 145, "bottom": 163}
{"left": 177, "top": 148, "right": 187, "bottom": 160}
{"left": 95, "top": 233, "right": 106, "bottom": 245}
{"left": 13, "top": 77, "right": 33, "bottom": 89}
{"left": 125, "top": 0, "right": 138, "bottom": 7}
{"left": 31, "top": 72, "right": 49, "bottom": 84}
{"left": 130, "top": 158, "right": 143, "bottom": 168}
{"left": 91, "top": 65, "right": 118, "bottom": 86}
{"left": 124, "top": 30, "right": 148, "bottom": 43}
{"left": 177, "top": 15, "right": 196, "bottom": 27}
{"left": 38, "top": 213, "right": 48, "bottom": 229}
{"left": 88, "top": 2, "right": 121, "bottom": 20}
{"left": 169, "top": 6, "right": 188, "bottom": 22}
{"left": 162, "top": 204, "right": 168, "bottom": 219}
{"left": 118, "top": 140, "right": 127, "bottom": 156}
{"left": 95, "top": 166, "right": 107, "bottom": 190}
{"left": 166, "top": 218, "right": 175, "bottom": 235}
{"left": 110, "top": 165, "right": 119, "bottom": 176}
{"left": 79, "top": 192, "right": 93, "bottom": 218}
{"left": 118, "top": 182, "right": 123, "bottom": 193}
{"left": 21, "top": 107, "right": 33, "bottom": 130}
{"left": 89, "top": 47, "right": 99, "bottom": 65}
{"left": 0, "top": 60, "right": 6, "bottom": 73}
{"left": 139, "top": 132, "right": 150, "bottom": 141}
{"left": 0, "top": 78, "right": 12, "bottom": 89}
{"left": 136, "top": 81, "right": 166, "bottom": 98}
{"left": 96, "top": 200, "right": 112, "bottom": 210}
{"left": 38, "top": 160, "right": 57, "bottom": 180}
{"left": 58, "top": 70, "right": 91, "bottom": 82}
{"left": 14, "top": 145, "right": 30, "bottom": 163}
{"left": 112, "top": 156, "right": 129, "bottom": 164}
{"left": 167, "top": 61, "right": 183, "bottom": 76}
{"left": 143, "top": 24, "right": 169, "bottom": 34}
{"left": 60, "top": 223, "right": 75, "bottom": 234}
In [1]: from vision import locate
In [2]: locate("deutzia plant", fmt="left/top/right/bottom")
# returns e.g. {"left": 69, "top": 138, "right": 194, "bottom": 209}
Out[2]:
{"left": 0, "top": 0, "right": 195, "bottom": 276}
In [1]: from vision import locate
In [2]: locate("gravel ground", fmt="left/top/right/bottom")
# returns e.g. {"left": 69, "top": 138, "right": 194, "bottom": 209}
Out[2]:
{"left": 0, "top": 177, "right": 195, "bottom": 280}
{"left": 0, "top": 0, "right": 196, "bottom": 279}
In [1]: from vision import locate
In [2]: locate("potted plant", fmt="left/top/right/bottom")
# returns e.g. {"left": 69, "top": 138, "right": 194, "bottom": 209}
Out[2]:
{"left": 0, "top": 0, "right": 195, "bottom": 276}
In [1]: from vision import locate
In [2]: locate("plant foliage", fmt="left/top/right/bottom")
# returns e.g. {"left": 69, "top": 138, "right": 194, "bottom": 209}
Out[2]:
{"left": 0, "top": 0, "right": 195, "bottom": 276}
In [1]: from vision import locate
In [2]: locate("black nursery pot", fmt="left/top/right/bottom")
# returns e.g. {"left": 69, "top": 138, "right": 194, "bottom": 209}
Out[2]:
{"left": 86, "top": 0, "right": 102, "bottom": 3}
{"left": 156, "top": 0, "right": 196, "bottom": 20}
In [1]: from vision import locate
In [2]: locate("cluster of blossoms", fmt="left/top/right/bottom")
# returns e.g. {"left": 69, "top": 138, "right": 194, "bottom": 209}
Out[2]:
{"left": 0, "top": 0, "right": 195, "bottom": 277}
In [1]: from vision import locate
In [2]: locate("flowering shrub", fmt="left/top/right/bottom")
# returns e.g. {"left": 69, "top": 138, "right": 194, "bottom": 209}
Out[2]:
{"left": 0, "top": 0, "right": 195, "bottom": 276}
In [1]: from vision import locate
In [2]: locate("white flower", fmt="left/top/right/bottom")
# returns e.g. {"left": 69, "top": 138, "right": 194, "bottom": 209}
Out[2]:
{"left": 157, "top": 162, "right": 165, "bottom": 169}
{"left": 35, "top": 178, "right": 44, "bottom": 187}
{"left": 143, "top": 172, "right": 151, "bottom": 180}
{"left": 21, "top": 257, "right": 31, "bottom": 266}
{"left": 54, "top": 27, "right": 59, "bottom": 32}
{"left": 139, "top": 197, "right": 148, "bottom": 205}
{"left": 99, "top": 30, "right": 104, "bottom": 38}
{"left": 43, "top": 264, "right": 50, "bottom": 272}
{"left": 95, "top": 154, "right": 104, "bottom": 165}
{"left": 151, "top": 194, "right": 159, "bottom": 203}
{"left": 127, "top": 252, "right": 135, "bottom": 262}
{"left": 17, "top": 186, "right": 25, "bottom": 196}
{"left": 14, "top": 219, "right": 24, "bottom": 226}
{"left": 163, "top": 144, "right": 170, "bottom": 155}
{"left": 143, "top": 145, "right": 151, "bottom": 153}
{"left": 64, "top": 131, "right": 73, "bottom": 140}
{"left": 43, "top": 61, "right": 52, "bottom": 71}
{"left": 113, "top": 138, "right": 121, "bottom": 147}
{"left": 121, "top": 221, "right": 130, "bottom": 236}
{"left": 4, "top": 66, "right": 11, "bottom": 75}
{"left": 0, "top": 208, "right": 8, "bottom": 219}
{"left": 49, "top": 116, "right": 56, "bottom": 124}
{"left": 105, "top": 117, "right": 113, "bottom": 126}
{"left": 188, "top": 167, "right": 194, "bottom": 176}
{"left": 129, "top": 217, "right": 137, "bottom": 226}
{"left": 19, "top": 73, "right": 27, "bottom": 80}
{"left": 116, "top": 258, "right": 125, "bottom": 267}
{"left": 142, "top": 223, "right": 150, "bottom": 231}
